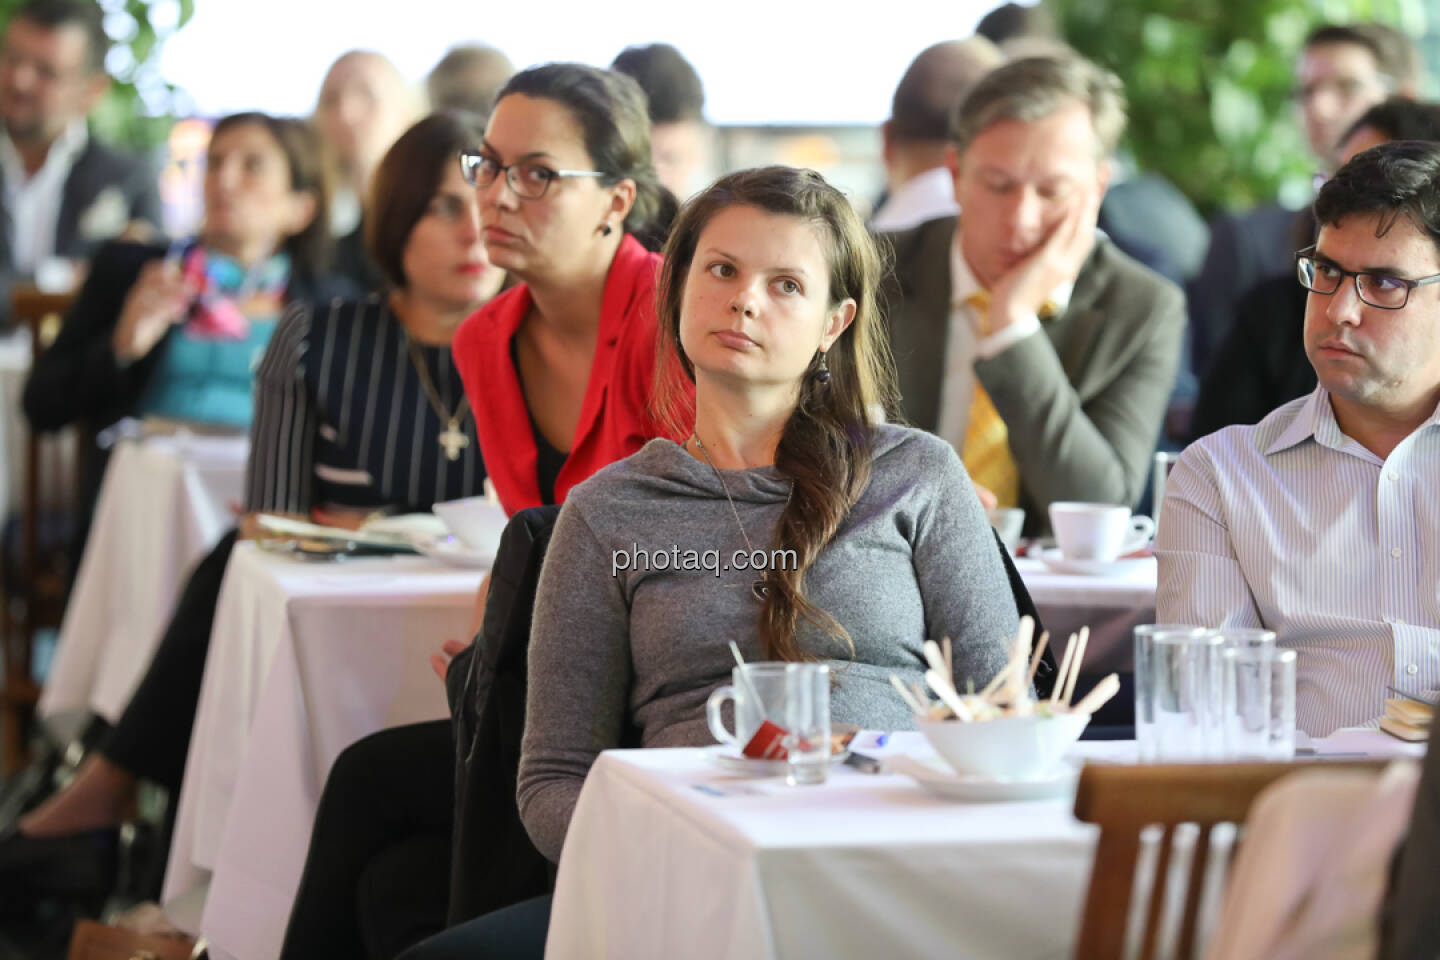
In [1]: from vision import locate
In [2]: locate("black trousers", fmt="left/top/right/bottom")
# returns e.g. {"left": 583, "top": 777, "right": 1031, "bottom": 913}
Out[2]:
{"left": 280, "top": 720, "right": 454, "bottom": 960}
{"left": 395, "top": 895, "right": 551, "bottom": 960}
{"left": 98, "top": 529, "right": 238, "bottom": 790}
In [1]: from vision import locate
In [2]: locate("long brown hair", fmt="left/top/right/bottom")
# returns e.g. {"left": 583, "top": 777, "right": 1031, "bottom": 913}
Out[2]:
{"left": 655, "top": 166, "right": 900, "bottom": 662}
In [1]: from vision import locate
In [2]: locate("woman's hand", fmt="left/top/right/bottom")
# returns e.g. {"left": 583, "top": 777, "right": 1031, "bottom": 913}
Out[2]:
{"left": 112, "top": 260, "right": 193, "bottom": 362}
{"left": 430, "top": 638, "right": 471, "bottom": 681}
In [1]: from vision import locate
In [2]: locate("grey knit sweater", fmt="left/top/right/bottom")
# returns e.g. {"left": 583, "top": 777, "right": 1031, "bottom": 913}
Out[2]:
{"left": 518, "top": 423, "right": 1019, "bottom": 860}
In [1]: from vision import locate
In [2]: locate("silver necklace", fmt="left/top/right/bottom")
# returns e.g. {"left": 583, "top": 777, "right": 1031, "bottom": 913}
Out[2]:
{"left": 690, "top": 432, "right": 788, "bottom": 602}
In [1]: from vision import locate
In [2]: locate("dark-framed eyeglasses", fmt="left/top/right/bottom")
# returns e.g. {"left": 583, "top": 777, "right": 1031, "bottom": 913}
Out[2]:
{"left": 458, "top": 151, "right": 604, "bottom": 199}
{"left": 1294, "top": 245, "right": 1440, "bottom": 310}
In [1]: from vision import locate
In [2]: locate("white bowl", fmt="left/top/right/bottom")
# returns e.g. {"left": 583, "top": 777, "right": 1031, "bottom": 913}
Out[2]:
{"left": 917, "top": 711, "right": 1089, "bottom": 780}
{"left": 432, "top": 496, "right": 510, "bottom": 553}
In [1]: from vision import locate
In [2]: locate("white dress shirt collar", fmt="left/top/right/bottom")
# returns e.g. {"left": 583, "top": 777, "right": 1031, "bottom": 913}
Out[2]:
{"left": 1266, "top": 387, "right": 1440, "bottom": 462}
{"left": 869, "top": 167, "right": 959, "bottom": 233}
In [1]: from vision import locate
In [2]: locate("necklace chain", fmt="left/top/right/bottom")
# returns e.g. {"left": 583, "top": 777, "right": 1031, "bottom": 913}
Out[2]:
{"left": 405, "top": 337, "right": 472, "bottom": 461}
{"left": 689, "top": 432, "right": 792, "bottom": 602}
{"left": 405, "top": 339, "right": 470, "bottom": 425}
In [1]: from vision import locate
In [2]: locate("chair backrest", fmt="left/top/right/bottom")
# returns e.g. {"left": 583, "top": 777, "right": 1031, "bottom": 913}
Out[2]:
{"left": 1071, "top": 759, "right": 1388, "bottom": 960}
{"left": 992, "top": 526, "right": 1057, "bottom": 699}
{"left": 1, "top": 284, "right": 76, "bottom": 772}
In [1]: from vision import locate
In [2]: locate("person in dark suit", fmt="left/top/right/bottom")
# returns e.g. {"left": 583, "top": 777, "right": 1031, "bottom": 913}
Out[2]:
{"left": 1190, "top": 96, "right": 1440, "bottom": 441}
{"left": 879, "top": 54, "right": 1186, "bottom": 531}
{"left": 0, "top": 0, "right": 162, "bottom": 328}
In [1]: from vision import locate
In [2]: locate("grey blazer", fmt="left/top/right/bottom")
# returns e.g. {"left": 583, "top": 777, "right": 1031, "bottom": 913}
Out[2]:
{"left": 879, "top": 216, "right": 1187, "bottom": 524}
{"left": 0, "top": 134, "right": 161, "bottom": 326}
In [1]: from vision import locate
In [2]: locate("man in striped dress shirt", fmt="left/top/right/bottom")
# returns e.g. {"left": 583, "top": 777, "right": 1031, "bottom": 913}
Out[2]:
{"left": 1157, "top": 140, "right": 1440, "bottom": 737}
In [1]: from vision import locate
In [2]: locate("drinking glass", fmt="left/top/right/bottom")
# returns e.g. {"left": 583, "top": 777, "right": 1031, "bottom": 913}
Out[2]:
{"left": 1268, "top": 649, "right": 1297, "bottom": 759}
{"left": 706, "top": 664, "right": 790, "bottom": 754}
{"left": 783, "top": 663, "right": 831, "bottom": 786}
{"left": 1135, "top": 625, "right": 1224, "bottom": 761}
{"left": 1216, "top": 627, "right": 1276, "bottom": 653}
{"left": 1222, "top": 647, "right": 1272, "bottom": 760}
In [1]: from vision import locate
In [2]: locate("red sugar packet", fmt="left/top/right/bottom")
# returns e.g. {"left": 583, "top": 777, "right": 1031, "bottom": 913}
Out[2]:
{"left": 742, "top": 720, "right": 789, "bottom": 760}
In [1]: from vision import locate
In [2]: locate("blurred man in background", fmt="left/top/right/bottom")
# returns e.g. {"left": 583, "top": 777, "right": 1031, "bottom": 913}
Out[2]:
{"left": 0, "top": 0, "right": 161, "bottom": 327}
{"left": 870, "top": 37, "right": 1003, "bottom": 232}
{"left": 610, "top": 43, "right": 710, "bottom": 198}
{"left": 426, "top": 44, "right": 514, "bottom": 120}
{"left": 882, "top": 54, "right": 1185, "bottom": 530}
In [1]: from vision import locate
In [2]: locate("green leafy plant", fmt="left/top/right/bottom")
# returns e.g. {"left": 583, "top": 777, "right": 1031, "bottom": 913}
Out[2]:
{"left": 0, "top": 0, "right": 194, "bottom": 149}
{"left": 1049, "top": 0, "right": 1431, "bottom": 216}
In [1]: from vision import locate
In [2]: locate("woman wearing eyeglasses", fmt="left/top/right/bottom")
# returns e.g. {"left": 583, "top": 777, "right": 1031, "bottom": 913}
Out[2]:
{"left": 453, "top": 62, "right": 686, "bottom": 514}
{"left": 276, "top": 65, "right": 690, "bottom": 960}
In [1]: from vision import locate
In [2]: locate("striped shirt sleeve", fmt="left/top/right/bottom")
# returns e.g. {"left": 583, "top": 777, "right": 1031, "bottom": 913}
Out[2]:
{"left": 1155, "top": 443, "right": 1265, "bottom": 630}
{"left": 245, "top": 301, "right": 317, "bottom": 515}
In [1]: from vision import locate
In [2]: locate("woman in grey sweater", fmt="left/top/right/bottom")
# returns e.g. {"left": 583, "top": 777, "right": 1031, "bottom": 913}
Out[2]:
{"left": 517, "top": 165, "right": 1020, "bottom": 865}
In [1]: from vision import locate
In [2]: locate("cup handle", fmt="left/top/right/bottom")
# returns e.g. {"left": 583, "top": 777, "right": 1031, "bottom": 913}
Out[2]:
{"left": 706, "top": 685, "right": 739, "bottom": 747}
{"left": 1123, "top": 515, "right": 1156, "bottom": 553}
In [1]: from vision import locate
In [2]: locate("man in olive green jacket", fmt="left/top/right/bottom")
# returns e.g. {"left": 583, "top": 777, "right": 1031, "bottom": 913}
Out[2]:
{"left": 880, "top": 54, "right": 1185, "bottom": 529}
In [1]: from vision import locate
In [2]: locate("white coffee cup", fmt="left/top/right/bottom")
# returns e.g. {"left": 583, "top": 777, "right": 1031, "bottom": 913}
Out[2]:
{"left": 1048, "top": 502, "right": 1155, "bottom": 562}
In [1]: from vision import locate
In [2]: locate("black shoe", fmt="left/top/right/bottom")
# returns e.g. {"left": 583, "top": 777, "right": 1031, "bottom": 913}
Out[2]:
{"left": 0, "top": 823, "right": 119, "bottom": 916}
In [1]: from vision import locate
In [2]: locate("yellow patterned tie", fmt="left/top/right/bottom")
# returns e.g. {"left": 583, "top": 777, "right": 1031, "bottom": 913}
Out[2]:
{"left": 961, "top": 291, "right": 1020, "bottom": 508}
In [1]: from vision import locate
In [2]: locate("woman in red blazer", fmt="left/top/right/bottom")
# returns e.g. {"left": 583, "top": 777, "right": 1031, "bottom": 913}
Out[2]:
{"left": 453, "top": 62, "right": 691, "bottom": 515}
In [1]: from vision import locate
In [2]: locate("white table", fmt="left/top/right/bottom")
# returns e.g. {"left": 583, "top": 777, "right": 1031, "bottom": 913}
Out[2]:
{"left": 548, "top": 734, "right": 1127, "bottom": 960}
{"left": 548, "top": 730, "right": 1422, "bottom": 960}
{"left": 38, "top": 433, "right": 249, "bottom": 722}
{"left": 0, "top": 328, "right": 30, "bottom": 512}
{"left": 1015, "top": 556, "right": 1157, "bottom": 673}
{"left": 161, "top": 542, "right": 484, "bottom": 960}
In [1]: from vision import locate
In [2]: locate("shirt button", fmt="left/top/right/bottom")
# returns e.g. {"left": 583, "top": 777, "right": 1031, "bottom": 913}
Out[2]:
{"left": 1407, "top": 664, "right": 1419, "bottom": 676}
{"left": 1388, "top": 471, "right": 1400, "bottom": 481}
{"left": 1396, "top": 618, "right": 1408, "bottom": 626}
{"left": 1391, "top": 547, "right": 1403, "bottom": 559}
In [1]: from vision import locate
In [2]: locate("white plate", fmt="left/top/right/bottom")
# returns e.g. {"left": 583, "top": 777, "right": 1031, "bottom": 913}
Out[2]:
{"left": 1036, "top": 547, "right": 1152, "bottom": 577}
{"left": 414, "top": 534, "right": 494, "bottom": 569}
{"left": 888, "top": 754, "right": 1080, "bottom": 802}
{"left": 706, "top": 745, "right": 850, "bottom": 777}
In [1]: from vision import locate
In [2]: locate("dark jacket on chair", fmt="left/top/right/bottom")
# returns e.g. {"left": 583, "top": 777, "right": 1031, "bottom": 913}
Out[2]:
{"left": 446, "top": 505, "right": 567, "bottom": 925}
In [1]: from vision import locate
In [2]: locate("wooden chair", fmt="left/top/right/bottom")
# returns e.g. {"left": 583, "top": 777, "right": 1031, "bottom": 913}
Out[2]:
{"left": 1072, "top": 759, "right": 1388, "bottom": 960}
{"left": 0, "top": 284, "right": 77, "bottom": 772}
{"left": 65, "top": 919, "right": 197, "bottom": 960}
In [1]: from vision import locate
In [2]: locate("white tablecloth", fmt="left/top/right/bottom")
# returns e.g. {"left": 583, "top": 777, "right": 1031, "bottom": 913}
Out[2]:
{"left": 1, "top": 328, "right": 31, "bottom": 512}
{"left": 1015, "top": 556, "right": 1157, "bottom": 673}
{"left": 39, "top": 433, "right": 249, "bottom": 721}
{"left": 549, "top": 728, "right": 1419, "bottom": 960}
{"left": 549, "top": 734, "right": 1136, "bottom": 960}
{"left": 161, "top": 542, "right": 484, "bottom": 960}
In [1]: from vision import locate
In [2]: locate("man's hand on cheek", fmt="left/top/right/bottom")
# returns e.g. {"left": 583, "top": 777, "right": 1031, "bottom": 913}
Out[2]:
{"left": 986, "top": 194, "right": 1098, "bottom": 332}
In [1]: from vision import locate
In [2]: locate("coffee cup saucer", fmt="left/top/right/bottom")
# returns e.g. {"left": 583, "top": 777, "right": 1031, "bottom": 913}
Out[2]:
{"left": 1036, "top": 546, "right": 1154, "bottom": 577}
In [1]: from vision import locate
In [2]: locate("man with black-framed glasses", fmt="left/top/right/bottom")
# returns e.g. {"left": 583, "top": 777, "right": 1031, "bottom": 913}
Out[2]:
{"left": 1157, "top": 139, "right": 1440, "bottom": 738}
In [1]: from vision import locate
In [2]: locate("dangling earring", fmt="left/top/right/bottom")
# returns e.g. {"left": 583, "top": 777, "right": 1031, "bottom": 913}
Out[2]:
{"left": 814, "top": 351, "right": 831, "bottom": 385}
{"left": 600, "top": 223, "right": 613, "bottom": 236}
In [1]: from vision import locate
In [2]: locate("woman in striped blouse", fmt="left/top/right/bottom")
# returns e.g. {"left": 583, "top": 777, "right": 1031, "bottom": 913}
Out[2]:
{"left": 0, "top": 112, "right": 506, "bottom": 910}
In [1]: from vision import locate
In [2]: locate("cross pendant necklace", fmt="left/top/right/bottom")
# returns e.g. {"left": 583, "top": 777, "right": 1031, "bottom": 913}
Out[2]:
{"left": 406, "top": 340, "right": 472, "bottom": 462}
{"left": 438, "top": 420, "right": 470, "bottom": 460}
